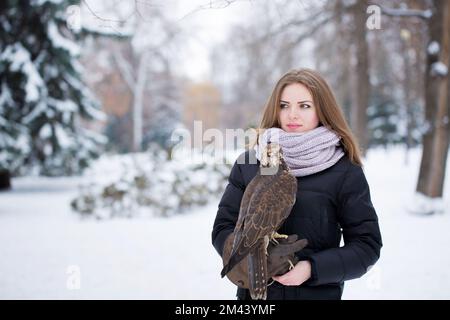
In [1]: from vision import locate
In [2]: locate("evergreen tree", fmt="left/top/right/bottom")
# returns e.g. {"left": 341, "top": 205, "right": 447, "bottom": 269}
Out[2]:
{"left": 367, "top": 97, "right": 401, "bottom": 147}
{"left": 0, "top": 0, "right": 106, "bottom": 181}
{"left": 0, "top": 81, "right": 30, "bottom": 189}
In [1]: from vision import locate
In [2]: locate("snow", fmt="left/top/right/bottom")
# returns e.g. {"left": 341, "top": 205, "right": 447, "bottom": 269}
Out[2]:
{"left": 43, "top": 143, "right": 52, "bottom": 156}
{"left": 49, "top": 98, "right": 78, "bottom": 113}
{"left": 70, "top": 148, "right": 232, "bottom": 219}
{"left": 82, "top": 100, "right": 107, "bottom": 122}
{"left": 63, "top": 73, "right": 83, "bottom": 93}
{"left": 0, "top": 83, "right": 13, "bottom": 107}
{"left": 15, "top": 133, "right": 30, "bottom": 154}
{"left": 381, "top": 6, "right": 433, "bottom": 19}
{"left": 1, "top": 18, "right": 11, "bottom": 32}
{"left": 39, "top": 123, "right": 52, "bottom": 139}
{"left": 45, "top": 108, "right": 55, "bottom": 118}
{"left": 0, "top": 116, "right": 6, "bottom": 127}
{"left": 431, "top": 62, "right": 448, "bottom": 77}
{"left": 0, "top": 147, "right": 449, "bottom": 299}
{"left": 0, "top": 80, "right": 31, "bottom": 170}
{"left": 1, "top": 43, "right": 45, "bottom": 102}
{"left": 31, "top": 0, "right": 64, "bottom": 5}
{"left": 422, "top": 9, "right": 432, "bottom": 19}
{"left": 427, "top": 41, "right": 440, "bottom": 55}
{"left": 406, "top": 191, "right": 445, "bottom": 215}
{"left": 23, "top": 101, "right": 47, "bottom": 124}
{"left": 47, "top": 21, "right": 80, "bottom": 57}
{"left": 82, "top": 128, "right": 108, "bottom": 145}
{"left": 55, "top": 124, "right": 73, "bottom": 148}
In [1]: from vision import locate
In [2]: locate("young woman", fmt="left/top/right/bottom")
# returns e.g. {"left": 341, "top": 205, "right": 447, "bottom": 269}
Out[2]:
{"left": 212, "top": 68, "right": 383, "bottom": 300}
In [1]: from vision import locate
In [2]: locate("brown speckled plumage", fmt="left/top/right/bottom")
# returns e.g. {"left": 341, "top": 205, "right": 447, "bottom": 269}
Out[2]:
{"left": 221, "top": 143, "right": 297, "bottom": 300}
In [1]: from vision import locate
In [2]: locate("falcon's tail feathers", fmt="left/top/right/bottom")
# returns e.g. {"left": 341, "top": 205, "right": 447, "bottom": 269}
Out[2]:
{"left": 221, "top": 251, "right": 247, "bottom": 278}
{"left": 248, "top": 243, "right": 268, "bottom": 300}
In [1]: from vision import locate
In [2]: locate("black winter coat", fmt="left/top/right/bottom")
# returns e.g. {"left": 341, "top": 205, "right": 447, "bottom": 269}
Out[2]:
{"left": 212, "top": 150, "right": 382, "bottom": 300}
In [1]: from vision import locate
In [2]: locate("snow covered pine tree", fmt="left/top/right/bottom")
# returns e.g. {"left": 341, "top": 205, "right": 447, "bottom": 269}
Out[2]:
{"left": 0, "top": 0, "right": 106, "bottom": 185}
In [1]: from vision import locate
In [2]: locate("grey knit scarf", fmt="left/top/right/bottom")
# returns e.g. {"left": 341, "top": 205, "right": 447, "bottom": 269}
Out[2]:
{"left": 254, "top": 126, "right": 345, "bottom": 177}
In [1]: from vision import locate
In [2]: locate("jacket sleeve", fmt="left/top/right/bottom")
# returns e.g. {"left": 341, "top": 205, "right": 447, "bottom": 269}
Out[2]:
{"left": 211, "top": 160, "right": 246, "bottom": 257}
{"left": 306, "top": 164, "right": 383, "bottom": 286}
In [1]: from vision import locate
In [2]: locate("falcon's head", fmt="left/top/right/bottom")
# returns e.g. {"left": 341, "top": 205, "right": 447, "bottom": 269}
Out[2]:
{"left": 260, "top": 141, "right": 284, "bottom": 168}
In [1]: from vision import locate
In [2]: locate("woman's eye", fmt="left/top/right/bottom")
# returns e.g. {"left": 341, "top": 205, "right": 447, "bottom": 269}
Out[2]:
{"left": 301, "top": 104, "right": 311, "bottom": 109}
{"left": 280, "top": 103, "right": 288, "bottom": 109}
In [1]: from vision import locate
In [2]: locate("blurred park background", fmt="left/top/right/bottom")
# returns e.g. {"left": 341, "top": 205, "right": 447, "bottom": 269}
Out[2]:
{"left": 0, "top": 0, "right": 449, "bottom": 299}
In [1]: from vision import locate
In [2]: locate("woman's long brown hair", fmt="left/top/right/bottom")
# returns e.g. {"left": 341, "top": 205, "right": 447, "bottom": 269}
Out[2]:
{"left": 251, "top": 68, "right": 363, "bottom": 167}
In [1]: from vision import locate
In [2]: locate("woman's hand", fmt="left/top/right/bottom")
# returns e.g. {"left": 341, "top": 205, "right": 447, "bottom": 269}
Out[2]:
{"left": 272, "top": 260, "right": 312, "bottom": 286}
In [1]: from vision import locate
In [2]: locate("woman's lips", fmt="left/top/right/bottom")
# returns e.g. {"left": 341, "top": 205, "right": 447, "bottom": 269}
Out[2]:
{"left": 287, "top": 124, "right": 302, "bottom": 129}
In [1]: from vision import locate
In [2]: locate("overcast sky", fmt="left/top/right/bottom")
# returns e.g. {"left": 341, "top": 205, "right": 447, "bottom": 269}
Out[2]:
{"left": 79, "top": 0, "right": 254, "bottom": 82}
{"left": 173, "top": 0, "right": 254, "bottom": 82}
{"left": 78, "top": 0, "right": 317, "bottom": 83}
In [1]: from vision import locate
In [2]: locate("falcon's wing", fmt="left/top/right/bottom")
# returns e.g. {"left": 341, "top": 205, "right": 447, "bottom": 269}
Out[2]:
{"left": 221, "top": 172, "right": 296, "bottom": 277}
{"left": 233, "top": 173, "right": 296, "bottom": 255}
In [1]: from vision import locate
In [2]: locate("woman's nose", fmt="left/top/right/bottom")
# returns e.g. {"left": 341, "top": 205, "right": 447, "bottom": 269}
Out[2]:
{"left": 289, "top": 106, "right": 300, "bottom": 119}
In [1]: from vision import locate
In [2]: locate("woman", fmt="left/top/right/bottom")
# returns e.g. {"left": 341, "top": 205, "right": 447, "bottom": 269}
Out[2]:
{"left": 211, "top": 68, "right": 383, "bottom": 300}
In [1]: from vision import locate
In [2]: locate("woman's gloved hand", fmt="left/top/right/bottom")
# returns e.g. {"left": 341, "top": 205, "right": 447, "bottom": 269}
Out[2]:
{"left": 222, "top": 232, "right": 308, "bottom": 288}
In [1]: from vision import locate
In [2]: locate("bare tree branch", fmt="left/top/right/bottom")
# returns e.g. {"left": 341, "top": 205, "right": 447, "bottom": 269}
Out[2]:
{"left": 177, "top": 0, "right": 252, "bottom": 22}
{"left": 287, "top": 12, "right": 335, "bottom": 47}
{"left": 112, "top": 50, "right": 135, "bottom": 89}
{"left": 380, "top": 5, "right": 433, "bottom": 20}
{"left": 83, "top": 0, "right": 136, "bottom": 24}
{"left": 257, "top": 8, "right": 333, "bottom": 43}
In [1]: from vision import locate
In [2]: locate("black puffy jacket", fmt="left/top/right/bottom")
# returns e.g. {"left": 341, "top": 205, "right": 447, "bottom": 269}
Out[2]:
{"left": 212, "top": 150, "right": 383, "bottom": 300}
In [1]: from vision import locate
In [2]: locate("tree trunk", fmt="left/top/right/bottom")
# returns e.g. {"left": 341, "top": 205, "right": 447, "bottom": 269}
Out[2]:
{"left": 132, "top": 52, "right": 149, "bottom": 152}
{"left": 416, "top": 0, "right": 450, "bottom": 199}
{"left": 0, "top": 170, "right": 11, "bottom": 191}
{"left": 402, "top": 34, "right": 413, "bottom": 152}
{"left": 350, "top": 0, "right": 370, "bottom": 156}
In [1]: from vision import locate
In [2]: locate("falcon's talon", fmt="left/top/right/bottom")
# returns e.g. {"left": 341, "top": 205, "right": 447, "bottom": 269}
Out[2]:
{"left": 269, "top": 232, "right": 288, "bottom": 245}
{"left": 270, "top": 238, "right": 280, "bottom": 245}
{"left": 288, "top": 259, "right": 295, "bottom": 270}
{"left": 272, "top": 232, "right": 289, "bottom": 240}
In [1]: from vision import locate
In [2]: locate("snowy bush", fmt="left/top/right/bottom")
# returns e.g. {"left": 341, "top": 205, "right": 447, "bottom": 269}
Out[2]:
{"left": 70, "top": 144, "right": 233, "bottom": 219}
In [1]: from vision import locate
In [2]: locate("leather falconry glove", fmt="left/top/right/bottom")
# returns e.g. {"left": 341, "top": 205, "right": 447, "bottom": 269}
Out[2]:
{"left": 222, "top": 232, "right": 308, "bottom": 288}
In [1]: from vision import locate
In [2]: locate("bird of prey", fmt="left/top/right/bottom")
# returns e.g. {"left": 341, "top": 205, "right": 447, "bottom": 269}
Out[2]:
{"left": 221, "top": 141, "right": 297, "bottom": 300}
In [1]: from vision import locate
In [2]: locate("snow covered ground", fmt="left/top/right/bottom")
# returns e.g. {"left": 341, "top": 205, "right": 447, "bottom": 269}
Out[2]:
{"left": 0, "top": 146, "right": 449, "bottom": 299}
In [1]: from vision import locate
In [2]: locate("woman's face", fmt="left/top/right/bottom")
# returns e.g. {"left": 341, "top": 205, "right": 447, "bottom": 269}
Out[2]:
{"left": 278, "top": 83, "right": 320, "bottom": 133}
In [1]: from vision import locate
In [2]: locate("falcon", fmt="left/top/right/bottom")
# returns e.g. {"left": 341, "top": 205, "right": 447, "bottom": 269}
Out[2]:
{"left": 221, "top": 141, "right": 297, "bottom": 300}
